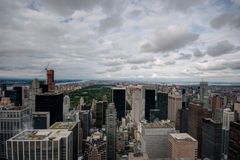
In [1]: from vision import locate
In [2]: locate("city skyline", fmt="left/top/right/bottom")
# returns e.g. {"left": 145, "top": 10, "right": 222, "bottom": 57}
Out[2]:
{"left": 0, "top": 0, "right": 240, "bottom": 81}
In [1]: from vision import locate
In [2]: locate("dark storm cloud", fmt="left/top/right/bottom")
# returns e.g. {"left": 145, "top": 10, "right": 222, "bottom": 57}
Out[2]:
{"left": 141, "top": 27, "right": 199, "bottom": 53}
{"left": 210, "top": 12, "right": 240, "bottom": 29}
{"left": 206, "top": 40, "right": 238, "bottom": 57}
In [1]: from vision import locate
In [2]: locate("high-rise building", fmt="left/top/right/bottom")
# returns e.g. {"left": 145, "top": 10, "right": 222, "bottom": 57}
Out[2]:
{"left": 168, "top": 89, "right": 182, "bottom": 122}
{"left": 84, "top": 131, "right": 107, "bottom": 160}
{"left": 106, "top": 103, "right": 117, "bottom": 160}
{"left": 179, "top": 107, "right": 188, "bottom": 133}
{"left": 47, "top": 69, "right": 55, "bottom": 91}
{"left": 63, "top": 95, "right": 71, "bottom": 119}
{"left": 144, "top": 89, "right": 155, "bottom": 121}
{"left": 200, "top": 81, "right": 209, "bottom": 108}
{"left": 112, "top": 88, "right": 126, "bottom": 120}
{"left": 6, "top": 129, "right": 73, "bottom": 160}
{"left": 32, "top": 112, "right": 50, "bottom": 129}
{"left": 79, "top": 110, "right": 91, "bottom": 139}
{"left": 102, "top": 101, "right": 108, "bottom": 125}
{"left": 35, "top": 92, "right": 64, "bottom": 125}
{"left": 127, "top": 85, "right": 143, "bottom": 123}
{"left": 168, "top": 133, "right": 198, "bottom": 160}
{"left": 228, "top": 121, "right": 240, "bottom": 160}
{"left": 5, "top": 87, "right": 22, "bottom": 106}
{"left": 212, "top": 94, "right": 224, "bottom": 112}
{"left": 141, "top": 120, "right": 176, "bottom": 159}
{"left": 49, "top": 122, "right": 80, "bottom": 160}
{"left": 201, "top": 118, "right": 222, "bottom": 160}
{"left": 0, "top": 105, "right": 32, "bottom": 159}
{"left": 222, "top": 108, "right": 234, "bottom": 158}
{"left": 96, "top": 101, "right": 104, "bottom": 128}
{"left": 157, "top": 91, "right": 168, "bottom": 120}
{"left": 188, "top": 101, "right": 211, "bottom": 158}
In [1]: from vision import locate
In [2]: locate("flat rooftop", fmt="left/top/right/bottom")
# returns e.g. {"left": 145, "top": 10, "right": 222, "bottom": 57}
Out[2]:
{"left": 142, "top": 120, "right": 175, "bottom": 128}
{"left": 10, "top": 129, "right": 71, "bottom": 141}
{"left": 170, "top": 133, "right": 196, "bottom": 142}
{"left": 49, "top": 122, "right": 77, "bottom": 130}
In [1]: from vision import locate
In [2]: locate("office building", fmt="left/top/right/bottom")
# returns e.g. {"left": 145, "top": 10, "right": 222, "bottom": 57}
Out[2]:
{"left": 212, "top": 94, "right": 224, "bottom": 112}
{"left": 228, "top": 121, "right": 240, "bottom": 160}
{"left": 96, "top": 101, "right": 104, "bottom": 128}
{"left": 5, "top": 87, "right": 22, "bottom": 106}
{"left": 157, "top": 91, "right": 168, "bottom": 120}
{"left": 49, "top": 122, "right": 79, "bottom": 160}
{"left": 79, "top": 110, "right": 91, "bottom": 139}
{"left": 188, "top": 101, "right": 211, "bottom": 158}
{"left": 47, "top": 69, "right": 55, "bottom": 91}
{"left": 141, "top": 120, "right": 176, "bottom": 159}
{"left": 127, "top": 85, "right": 144, "bottom": 123}
{"left": 200, "top": 81, "right": 209, "bottom": 108}
{"left": 168, "top": 88, "right": 182, "bottom": 122}
{"left": 32, "top": 112, "right": 50, "bottom": 129}
{"left": 145, "top": 89, "right": 155, "bottom": 121}
{"left": 0, "top": 105, "right": 32, "bottom": 159}
{"left": 179, "top": 107, "right": 188, "bottom": 133}
{"left": 168, "top": 133, "right": 198, "bottom": 160}
{"left": 6, "top": 129, "right": 73, "bottom": 160}
{"left": 102, "top": 101, "right": 108, "bottom": 125}
{"left": 112, "top": 87, "right": 126, "bottom": 120}
{"left": 63, "top": 95, "right": 71, "bottom": 118}
{"left": 84, "top": 131, "right": 107, "bottom": 160}
{"left": 35, "top": 92, "right": 63, "bottom": 125}
{"left": 106, "top": 103, "right": 117, "bottom": 160}
{"left": 201, "top": 118, "right": 222, "bottom": 160}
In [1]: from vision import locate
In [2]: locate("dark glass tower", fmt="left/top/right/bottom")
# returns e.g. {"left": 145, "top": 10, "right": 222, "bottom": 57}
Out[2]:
{"left": 145, "top": 89, "right": 155, "bottom": 121}
{"left": 35, "top": 92, "right": 63, "bottom": 125}
{"left": 228, "top": 121, "right": 240, "bottom": 160}
{"left": 157, "top": 92, "right": 168, "bottom": 120}
{"left": 112, "top": 88, "right": 126, "bottom": 120}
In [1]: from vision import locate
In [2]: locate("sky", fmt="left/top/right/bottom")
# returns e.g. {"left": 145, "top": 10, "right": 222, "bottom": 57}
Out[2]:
{"left": 0, "top": 0, "right": 240, "bottom": 82}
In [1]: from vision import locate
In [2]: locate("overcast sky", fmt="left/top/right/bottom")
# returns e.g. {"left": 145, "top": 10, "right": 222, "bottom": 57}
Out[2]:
{"left": 0, "top": 0, "right": 240, "bottom": 82}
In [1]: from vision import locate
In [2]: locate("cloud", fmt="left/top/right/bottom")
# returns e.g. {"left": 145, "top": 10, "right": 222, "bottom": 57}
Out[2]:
{"left": 163, "top": 0, "right": 200, "bottom": 12}
{"left": 102, "top": 58, "right": 124, "bottom": 66}
{"left": 210, "top": 12, "right": 240, "bottom": 29}
{"left": 127, "top": 56, "right": 154, "bottom": 64}
{"left": 96, "top": 66, "right": 122, "bottom": 74}
{"left": 141, "top": 26, "right": 199, "bottom": 53}
{"left": 206, "top": 40, "right": 237, "bottom": 57}
{"left": 193, "top": 49, "right": 205, "bottom": 57}
{"left": 164, "top": 61, "right": 176, "bottom": 65}
{"left": 99, "top": 14, "right": 122, "bottom": 32}
{"left": 195, "top": 60, "right": 240, "bottom": 71}
{"left": 177, "top": 53, "right": 192, "bottom": 60}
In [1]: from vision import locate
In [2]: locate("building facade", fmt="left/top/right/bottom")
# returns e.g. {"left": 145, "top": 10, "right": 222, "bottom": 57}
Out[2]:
{"left": 0, "top": 105, "right": 32, "bottom": 159}
{"left": 141, "top": 120, "right": 176, "bottom": 159}
{"left": 6, "top": 129, "right": 73, "bottom": 160}
{"left": 168, "top": 133, "right": 198, "bottom": 160}
{"left": 228, "top": 121, "right": 240, "bottom": 160}
{"left": 168, "top": 89, "right": 182, "bottom": 122}
{"left": 112, "top": 88, "right": 126, "bottom": 120}
{"left": 106, "top": 103, "right": 117, "bottom": 160}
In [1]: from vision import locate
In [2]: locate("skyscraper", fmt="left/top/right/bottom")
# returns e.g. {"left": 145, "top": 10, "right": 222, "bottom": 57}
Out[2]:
{"left": 222, "top": 108, "right": 234, "bottom": 158}
{"left": 112, "top": 88, "right": 126, "bottom": 120}
{"left": 47, "top": 69, "right": 55, "bottom": 91}
{"left": 0, "top": 105, "right": 32, "bottom": 159}
{"left": 200, "top": 81, "right": 209, "bottom": 108}
{"left": 157, "top": 91, "right": 168, "bottom": 120}
{"left": 96, "top": 101, "right": 104, "bottom": 128}
{"left": 188, "top": 101, "right": 211, "bottom": 158}
{"left": 141, "top": 120, "right": 176, "bottom": 159}
{"left": 106, "top": 103, "right": 117, "bottom": 160}
{"left": 168, "top": 89, "right": 182, "bottom": 122}
{"left": 144, "top": 89, "right": 155, "bottom": 121}
{"left": 63, "top": 95, "right": 71, "bottom": 119}
{"left": 168, "top": 133, "right": 198, "bottom": 160}
{"left": 6, "top": 129, "right": 73, "bottom": 160}
{"left": 228, "top": 121, "right": 240, "bottom": 160}
{"left": 35, "top": 92, "right": 64, "bottom": 125}
{"left": 32, "top": 112, "right": 50, "bottom": 129}
{"left": 201, "top": 118, "right": 222, "bottom": 160}
{"left": 5, "top": 86, "right": 22, "bottom": 106}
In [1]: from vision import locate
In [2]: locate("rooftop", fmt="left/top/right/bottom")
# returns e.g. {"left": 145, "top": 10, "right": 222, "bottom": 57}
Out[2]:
{"left": 0, "top": 105, "right": 27, "bottom": 111}
{"left": 10, "top": 129, "right": 71, "bottom": 141}
{"left": 142, "top": 120, "right": 175, "bottom": 128}
{"left": 170, "top": 133, "right": 196, "bottom": 142}
{"left": 49, "top": 122, "right": 77, "bottom": 130}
